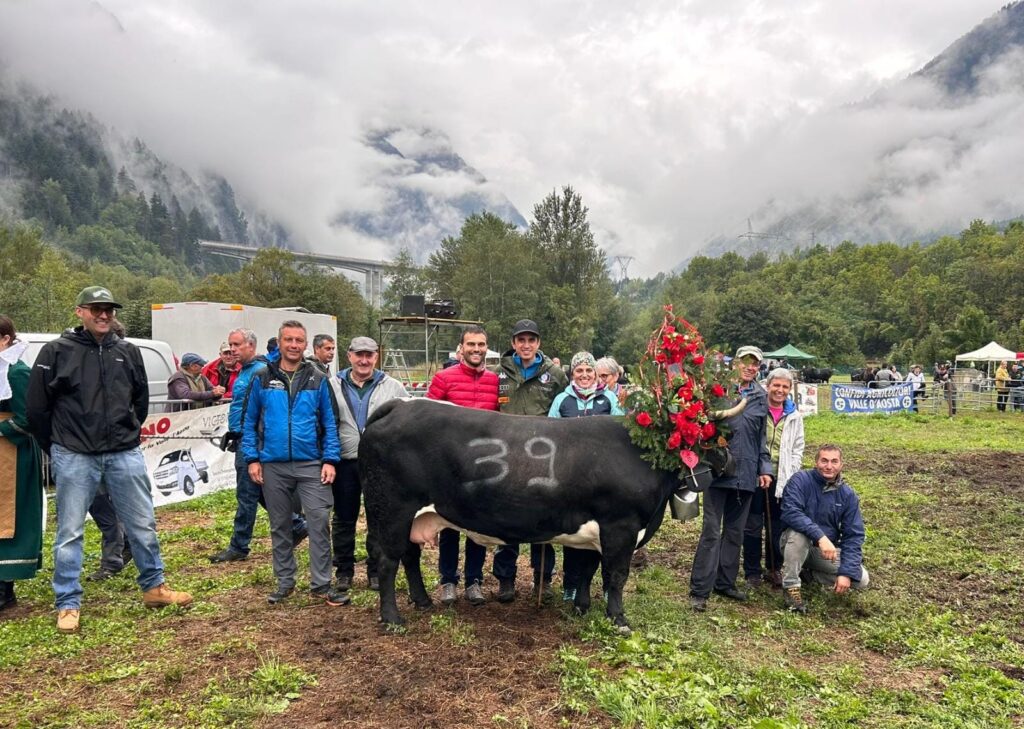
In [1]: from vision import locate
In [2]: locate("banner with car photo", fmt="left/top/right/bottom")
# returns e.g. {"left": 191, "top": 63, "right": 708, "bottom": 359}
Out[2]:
{"left": 140, "top": 404, "right": 235, "bottom": 508}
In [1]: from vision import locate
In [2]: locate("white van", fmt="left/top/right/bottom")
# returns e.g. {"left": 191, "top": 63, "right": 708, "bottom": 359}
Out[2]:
{"left": 19, "top": 333, "right": 177, "bottom": 401}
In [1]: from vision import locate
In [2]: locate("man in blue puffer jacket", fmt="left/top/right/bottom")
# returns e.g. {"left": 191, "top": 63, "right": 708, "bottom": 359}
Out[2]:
{"left": 242, "top": 321, "right": 343, "bottom": 606}
{"left": 778, "top": 444, "right": 869, "bottom": 614}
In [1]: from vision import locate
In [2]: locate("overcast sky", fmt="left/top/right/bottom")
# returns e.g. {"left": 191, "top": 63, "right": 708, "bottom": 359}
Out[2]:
{"left": 0, "top": 0, "right": 1013, "bottom": 275}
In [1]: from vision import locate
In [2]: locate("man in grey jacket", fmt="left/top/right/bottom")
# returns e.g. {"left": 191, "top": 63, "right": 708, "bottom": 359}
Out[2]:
{"left": 327, "top": 336, "right": 407, "bottom": 597}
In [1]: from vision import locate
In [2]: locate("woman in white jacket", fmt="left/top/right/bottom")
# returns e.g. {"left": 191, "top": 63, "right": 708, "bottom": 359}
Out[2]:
{"left": 743, "top": 368, "right": 805, "bottom": 588}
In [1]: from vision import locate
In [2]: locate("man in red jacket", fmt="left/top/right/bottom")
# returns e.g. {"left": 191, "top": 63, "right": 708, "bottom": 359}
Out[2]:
{"left": 426, "top": 325, "right": 498, "bottom": 606}
{"left": 201, "top": 342, "right": 241, "bottom": 397}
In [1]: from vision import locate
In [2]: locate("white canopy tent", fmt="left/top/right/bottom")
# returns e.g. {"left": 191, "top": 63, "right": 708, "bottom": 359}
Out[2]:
{"left": 955, "top": 341, "right": 1018, "bottom": 362}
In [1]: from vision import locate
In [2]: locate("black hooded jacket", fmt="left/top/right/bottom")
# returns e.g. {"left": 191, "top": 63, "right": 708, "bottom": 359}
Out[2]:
{"left": 26, "top": 327, "right": 148, "bottom": 454}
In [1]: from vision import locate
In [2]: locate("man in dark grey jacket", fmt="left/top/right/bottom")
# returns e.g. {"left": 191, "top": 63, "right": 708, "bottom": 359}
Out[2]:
{"left": 689, "top": 345, "right": 773, "bottom": 612}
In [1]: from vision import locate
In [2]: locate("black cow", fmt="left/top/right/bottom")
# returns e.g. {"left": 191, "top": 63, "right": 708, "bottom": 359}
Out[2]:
{"left": 800, "top": 367, "right": 833, "bottom": 384}
{"left": 850, "top": 367, "right": 877, "bottom": 384}
{"left": 359, "top": 399, "right": 680, "bottom": 632}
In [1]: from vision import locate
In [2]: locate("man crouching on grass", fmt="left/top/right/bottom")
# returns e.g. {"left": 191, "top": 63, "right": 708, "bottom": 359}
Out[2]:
{"left": 778, "top": 444, "right": 869, "bottom": 614}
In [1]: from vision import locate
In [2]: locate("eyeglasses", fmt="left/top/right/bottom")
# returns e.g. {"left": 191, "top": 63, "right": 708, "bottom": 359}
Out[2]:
{"left": 82, "top": 305, "right": 116, "bottom": 317}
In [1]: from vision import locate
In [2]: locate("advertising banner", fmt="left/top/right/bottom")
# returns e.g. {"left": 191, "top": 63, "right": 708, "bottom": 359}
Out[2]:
{"left": 831, "top": 382, "right": 914, "bottom": 415}
{"left": 795, "top": 383, "right": 819, "bottom": 416}
{"left": 140, "top": 404, "right": 235, "bottom": 508}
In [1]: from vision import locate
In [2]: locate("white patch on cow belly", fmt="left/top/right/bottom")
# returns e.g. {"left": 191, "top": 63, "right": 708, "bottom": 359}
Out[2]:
{"left": 411, "top": 505, "right": 507, "bottom": 547}
{"left": 636, "top": 528, "right": 646, "bottom": 548}
{"left": 550, "top": 520, "right": 602, "bottom": 553}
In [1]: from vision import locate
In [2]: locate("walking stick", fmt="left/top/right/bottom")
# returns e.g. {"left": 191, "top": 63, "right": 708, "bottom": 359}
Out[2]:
{"left": 763, "top": 487, "right": 777, "bottom": 582}
{"left": 537, "top": 543, "right": 547, "bottom": 607}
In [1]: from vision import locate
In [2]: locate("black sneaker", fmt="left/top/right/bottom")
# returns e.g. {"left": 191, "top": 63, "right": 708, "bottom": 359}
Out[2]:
{"left": 496, "top": 578, "right": 516, "bottom": 603}
{"left": 334, "top": 574, "right": 353, "bottom": 592}
{"left": 209, "top": 548, "right": 247, "bottom": 563}
{"left": 267, "top": 587, "right": 294, "bottom": 604}
{"left": 713, "top": 587, "right": 748, "bottom": 602}
{"left": 690, "top": 595, "right": 708, "bottom": 612}
{"left": 746, "top": 574, "right": 763, "bottom": 588}
{"left": 86, "top": 567, "right": 120, "bottom": 582}
{"left": 311, "top": 586, "right": 351, "bottom": 606}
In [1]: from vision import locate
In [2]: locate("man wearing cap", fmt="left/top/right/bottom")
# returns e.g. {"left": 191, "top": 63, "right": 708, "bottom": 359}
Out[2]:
{"left": 689, "top": 344, "right": 773, "bottom": 612}
{"left": 27, "top": 286, "right": 193, "bottom": 634}
{"left": 202, "top": 343, "right": 240, "bottom": 396}
{"left": 492, "top": 319, "right": 569, "bottom": 603}
{"left": 327, "top": 335, "right": 407, "bottom": 597}
{"left": 167, "top": 353, "right": 226, "bottom": 408}
{"left": 208, "top": 328, "right": 307, "bottom": 564}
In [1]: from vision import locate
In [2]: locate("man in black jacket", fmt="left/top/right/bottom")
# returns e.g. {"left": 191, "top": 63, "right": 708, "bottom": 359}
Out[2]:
{"left": 27, "top": 286, "right": 192, "bottom": 634}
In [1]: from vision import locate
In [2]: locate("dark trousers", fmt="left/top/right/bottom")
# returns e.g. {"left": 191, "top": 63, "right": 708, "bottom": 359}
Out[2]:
{"left": 492, "top": 543, "right": 555, "bottom": 582}
{"left": 88, "top": 491, "right": 131, "bottom": 572}
{"left": 690, "top": 488, "right": 753, "bottom": 598}
{"left": 438, "top": 528, "right": 486, "bottom": 586}
{"left": 229, "top": 450, "right": 306, "bottom": 556}
{"left": 331, "top": 459, "right": 379, "bottom": 580}
{"left": 743, "top": 487, "right": 782, "bottom": 578}
{"left": 997, "top": 390, "right": 1009, "bottom": 412}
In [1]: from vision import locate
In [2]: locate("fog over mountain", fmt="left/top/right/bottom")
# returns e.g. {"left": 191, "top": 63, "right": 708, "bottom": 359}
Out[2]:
{"left": 0, "top": 0, "right": 1015, "bottom": 275}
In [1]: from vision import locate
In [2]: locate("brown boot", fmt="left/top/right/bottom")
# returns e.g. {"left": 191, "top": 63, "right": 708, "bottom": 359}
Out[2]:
{"left": 784, "top": 586, "right": 807, "bottom": 614}
{"left": 57, "top": 608, "right": 80, "bottom": 633}
{"left": 142, "top": 583, "right": 193, "bottom": 609}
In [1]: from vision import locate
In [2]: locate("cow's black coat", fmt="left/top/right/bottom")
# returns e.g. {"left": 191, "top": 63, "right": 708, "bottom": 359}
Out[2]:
{"left": 799, "top": 367, "right": 833, "bottom": 384}
{"left": 359, "top": 399, "right": 678, "bottom": 630}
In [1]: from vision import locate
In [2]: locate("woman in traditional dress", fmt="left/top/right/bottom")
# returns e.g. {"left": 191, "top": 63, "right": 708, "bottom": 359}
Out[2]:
{"left": 0, "top": 315, "right": 44, "bottom": 611}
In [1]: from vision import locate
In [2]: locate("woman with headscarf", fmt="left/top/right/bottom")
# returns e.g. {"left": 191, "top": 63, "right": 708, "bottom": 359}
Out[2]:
{"left": 549, "top": 351, "right": 624, "bottom": 602}
{"left": 0, "top": 315, "right": 44, "bottom": 611}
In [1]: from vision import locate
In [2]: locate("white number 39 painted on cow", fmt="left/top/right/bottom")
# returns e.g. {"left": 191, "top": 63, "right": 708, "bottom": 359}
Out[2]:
{"left": 463, "top": 437, "right": 559, "bottom": 488}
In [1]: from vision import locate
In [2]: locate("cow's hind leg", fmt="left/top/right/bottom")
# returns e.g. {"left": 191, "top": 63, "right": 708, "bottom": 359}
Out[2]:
{"left": 573, "top": 550, "right": 601, "bottom": 615}
{"left": 402, "top": 542, "right": 433, "bottom": 610}
{"left": 377, "top": 553, "right": 404, "bottom": 626}
{"left": 600, "top": 529, "right": 637, "bottom": 635}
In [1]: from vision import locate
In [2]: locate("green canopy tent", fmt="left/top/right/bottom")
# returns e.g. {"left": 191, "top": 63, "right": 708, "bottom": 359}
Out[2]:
{"left": 762, "top": 344, "right": 816, "bottom": 360}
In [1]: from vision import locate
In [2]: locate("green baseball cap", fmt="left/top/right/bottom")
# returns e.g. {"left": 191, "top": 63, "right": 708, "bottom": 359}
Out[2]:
{"left": 75, "top": 286, "right": 122, "bottom": 309}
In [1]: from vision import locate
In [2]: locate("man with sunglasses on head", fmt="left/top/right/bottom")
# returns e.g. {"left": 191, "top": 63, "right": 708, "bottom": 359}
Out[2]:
{"left": 27, "top": 286, "right": 193, "bottom": 634}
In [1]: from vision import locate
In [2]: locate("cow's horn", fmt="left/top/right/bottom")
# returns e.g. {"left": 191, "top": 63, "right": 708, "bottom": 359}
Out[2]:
{"left": 709, "top": 398, "right": 747, "bottom": 420}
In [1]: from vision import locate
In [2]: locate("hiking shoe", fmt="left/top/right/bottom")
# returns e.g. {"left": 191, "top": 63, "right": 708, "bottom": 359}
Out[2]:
{"left": 745, "top": 574, "right": 763, "bottom": 588}
{"left": 311, "top": 587, "right": 350, "bottom": 606}
{"left": 86, "top": 567, "right": 120, "bottom": 582}
{"left": 767, "top": 570, "right": 783, "bottom": 588}
{"left": 334, "top": 574, "right": 352, "bottom": 592}
{"left": 496, "top": 578, "right": 516, "bottom": 603}
{"left": 267, "top": 587, "right": 294, "bottom": 605}
{"left": 57, "top": 608, "right": 80, "bottom": 633}
{"left": 439, "top": 583, "right": 457, "bottom": 607}
{"left": 368, "top": 575, "right": 380, "bottom": 592}
{"left": 465, "top": 582, "right": 486, "bottom": 606}
{"left": 142, "top": 583, "right": 194, "bottom": 609}
{"left": 562, "top": 587, "right": 577, "bottom": 603}
{"left": 690, "top": 595, "right": 708, "bottom": 612}
{"left": 784, "top": 587, "right": 807, "bottom": 614}
{"left": 208, "top": 548, "right": 247, "bottom": 563}
{"left": 713, "top": 587, "right": 748, "bottom": 602}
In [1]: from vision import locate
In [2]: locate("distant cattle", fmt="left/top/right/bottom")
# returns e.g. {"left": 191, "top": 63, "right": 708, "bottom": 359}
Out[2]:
{"left": 850, "top": 367, "right": 877, "bottom": 385}
{"left": 799, "top": 367, "right": 833, "bottom": 384}
{"left": 359, "top": 399, "right": 684, "bottom": 633}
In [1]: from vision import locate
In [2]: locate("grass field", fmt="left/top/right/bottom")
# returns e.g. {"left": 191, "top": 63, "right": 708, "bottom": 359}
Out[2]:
{"left": 1, "top": 413, "right": 1022, "bottom": 727}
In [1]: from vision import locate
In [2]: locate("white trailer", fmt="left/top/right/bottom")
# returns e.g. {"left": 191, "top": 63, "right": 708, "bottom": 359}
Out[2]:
{"left": 151, "top": 302, "right": 338, "bottom": 369}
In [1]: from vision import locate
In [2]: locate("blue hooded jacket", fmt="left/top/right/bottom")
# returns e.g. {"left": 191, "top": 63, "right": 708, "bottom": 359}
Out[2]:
{"left": 241, "top": 360, "right": 341, "bottom": 465}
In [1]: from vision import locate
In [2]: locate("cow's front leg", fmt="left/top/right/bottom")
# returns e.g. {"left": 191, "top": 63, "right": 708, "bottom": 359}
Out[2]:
{"left": 600, "top": 530, "right": 636, "bottom": 635}
{"left": 574, "top": 550, "right": 601, "bottom": 615}
{"left": 402, "top": 542, "right": 433, "bottom": 610}
{"left": 377, "top": 554, "right": 404, "bottom": 626}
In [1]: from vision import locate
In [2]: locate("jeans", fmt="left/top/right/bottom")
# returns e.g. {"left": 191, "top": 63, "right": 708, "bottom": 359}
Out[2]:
{"left": 743, "top": 487, "right": 782, "bottom": 579}
{"left": 779, "top": 529, "right": 870, "bottom": 590}
{"left": 690, "top": 488, "right": 753, "bottom": 598}
{"left": 51, "top": 444, "right": 165, "bottom": 609}
{"left": 492, "top": 543, "right": 556, "bottom": 582}
{"left": 89, "top": 491, "right": 132, "bottom": 573}
{"left": 438, "top": 528, "right": 486, "bottom": 586}
{"left": 229, "top": 450, "right": 306, "bottom": 555}
{"left": 332, "top": 459, "right": 378, "bottom": 580}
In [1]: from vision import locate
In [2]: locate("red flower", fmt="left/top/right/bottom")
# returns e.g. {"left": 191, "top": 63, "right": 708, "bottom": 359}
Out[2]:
{"left": 683, "top": 401, "right": 705, "bottom": 419}
{"left": 677, "top": 385, "right": 694, "bottom": 402}
{"left": 666, "top": 431, "right": 682, "bottom": 449}
{"left": 711, "top": 383, "right": 726, "bottom": 397}
{"left": 701, "top": 422, "right": 717, "bottom": 440}
{"left": 679, "top": 420, "right": 701, "bottom": 445}
{"left": 636, "top": 412, "right": 653, "bottom": 427}
{"left": 692, "top": 354, "right": 705, "bottom": 365}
